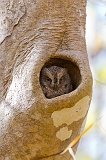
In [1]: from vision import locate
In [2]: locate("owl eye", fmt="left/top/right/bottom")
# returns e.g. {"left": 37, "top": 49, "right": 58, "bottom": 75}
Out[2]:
{"left": 65, "top": 84, "right": 68, "bottom": 88}
{"left": 45, "top": 76, "right": 52, "bottom": 83}
{"left": 59, "top": 76, "right": 65, "bottom": 84}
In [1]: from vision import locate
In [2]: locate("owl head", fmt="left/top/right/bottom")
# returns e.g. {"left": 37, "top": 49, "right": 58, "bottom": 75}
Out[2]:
{"left": 40, "top": 65, "right": 73, "bottom": 98}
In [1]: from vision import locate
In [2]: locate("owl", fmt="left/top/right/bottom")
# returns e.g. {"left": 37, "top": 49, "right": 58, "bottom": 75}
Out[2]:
{"left": 40, "top": 65, "right": 73, "bottom": 98}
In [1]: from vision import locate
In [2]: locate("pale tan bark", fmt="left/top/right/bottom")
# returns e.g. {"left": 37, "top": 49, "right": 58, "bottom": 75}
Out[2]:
{"left": 0, "top": 0, "right": 92, "bottom": 159}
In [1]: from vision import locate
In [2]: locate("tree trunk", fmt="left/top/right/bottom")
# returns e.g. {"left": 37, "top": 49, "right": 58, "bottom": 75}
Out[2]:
{"left": 0, "top": 0, "right": 92, "bottom": 160}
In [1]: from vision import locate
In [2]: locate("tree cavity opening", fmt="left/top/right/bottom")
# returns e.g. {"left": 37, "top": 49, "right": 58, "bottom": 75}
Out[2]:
{"left": 40, "top": 58, "right": 81, "bottom": 99}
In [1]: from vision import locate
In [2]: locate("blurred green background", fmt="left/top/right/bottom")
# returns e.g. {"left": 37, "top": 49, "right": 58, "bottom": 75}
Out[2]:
{"left": 76, "top": 0, "right": 106, "bottom": 160}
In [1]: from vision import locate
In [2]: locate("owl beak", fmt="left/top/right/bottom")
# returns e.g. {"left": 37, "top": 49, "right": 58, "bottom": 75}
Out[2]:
{"left": 51, "top": 83, "right": 57, "bottom": 89}
{"left": 50, "top": 78, "right": 58, "bottom": 90}
{"left": 54, "top": 84, "right": 57, "bottom": 90}
{"left": 54, "top": 78, "right": 57, "bottom": 84}
{"left": 50, "top": 83, "right": 57, "bottom": 90}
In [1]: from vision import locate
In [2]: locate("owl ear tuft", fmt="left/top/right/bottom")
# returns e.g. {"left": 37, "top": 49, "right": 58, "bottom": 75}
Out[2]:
{"left": 57, "top": 68, "right": 67, "bottom": 79}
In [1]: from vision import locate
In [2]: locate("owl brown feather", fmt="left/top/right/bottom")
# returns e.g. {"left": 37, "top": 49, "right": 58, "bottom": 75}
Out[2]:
{"left": 40, "top": 66, "right": 73, "bottom": 98}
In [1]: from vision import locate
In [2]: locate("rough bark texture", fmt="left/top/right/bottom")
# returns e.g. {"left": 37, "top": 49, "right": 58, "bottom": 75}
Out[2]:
{"left": 0, "top": 0, "right": 92, "bottom": 160}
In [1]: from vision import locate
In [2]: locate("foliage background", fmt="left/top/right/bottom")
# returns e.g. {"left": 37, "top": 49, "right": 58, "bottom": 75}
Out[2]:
{"left": 76, "top": 1, "right": 106, "bottom": 160}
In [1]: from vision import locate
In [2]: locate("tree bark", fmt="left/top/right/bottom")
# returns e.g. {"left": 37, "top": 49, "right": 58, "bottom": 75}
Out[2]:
{"left": 0, "top": 0, "right": 92, "bottom": 159}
